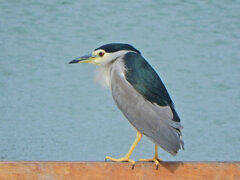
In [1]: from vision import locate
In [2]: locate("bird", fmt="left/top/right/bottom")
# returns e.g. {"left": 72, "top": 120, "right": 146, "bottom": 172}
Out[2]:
{"left": 69, "top": 43, "right": 184, "bottom": 168}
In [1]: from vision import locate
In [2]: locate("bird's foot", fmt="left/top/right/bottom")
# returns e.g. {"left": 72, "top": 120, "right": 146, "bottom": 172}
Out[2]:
{"left": 105, "top": 156, "right": 135, "bottom": 168}
{"left": 139, "top": 157, "right": 162, "bottom": 169}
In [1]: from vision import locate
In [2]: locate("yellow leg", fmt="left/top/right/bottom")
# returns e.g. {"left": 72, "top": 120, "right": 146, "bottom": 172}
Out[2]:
{"left": 106, "top": 131, "right": 142, "bottom": 167}
{"left": 139, "top": 144, "right": 162, "bottom": 169}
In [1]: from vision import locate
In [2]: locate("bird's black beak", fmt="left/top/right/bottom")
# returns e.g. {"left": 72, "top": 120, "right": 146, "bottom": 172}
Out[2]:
{"left": 69, "top": 54, "right": 96, "bottom": 64}
{"left": 69, "top": 59, "right": 80, "bottom": 64}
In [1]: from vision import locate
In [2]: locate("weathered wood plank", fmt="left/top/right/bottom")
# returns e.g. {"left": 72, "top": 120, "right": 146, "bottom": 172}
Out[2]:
{"left": 0, "top": 162, "right": 239, "bottom": 180}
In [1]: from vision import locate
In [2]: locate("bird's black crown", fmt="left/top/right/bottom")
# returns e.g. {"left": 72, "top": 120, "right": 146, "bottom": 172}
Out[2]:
{"left": 95, "top": 43, "right": 141, "bottom": 54}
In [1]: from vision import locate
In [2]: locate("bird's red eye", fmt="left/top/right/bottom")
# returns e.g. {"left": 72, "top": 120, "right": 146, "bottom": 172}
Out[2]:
{"left": 99, "top": 52, "right": 104, "bottom": 57}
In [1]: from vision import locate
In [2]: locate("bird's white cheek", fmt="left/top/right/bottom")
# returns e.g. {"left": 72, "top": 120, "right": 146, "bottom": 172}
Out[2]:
{"left": 92, "top": 58, "right": 100, "bottom": 65}
{"left": 92, "top": 57, "right": 103, "bottom": 65}
{"left": 98, "top": 55, "right": 114, "bottom": 65}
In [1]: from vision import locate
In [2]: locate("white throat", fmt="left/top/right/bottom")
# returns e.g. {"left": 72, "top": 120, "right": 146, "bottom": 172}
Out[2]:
{"left": 95, "top": 50, "right": 132, "bottom": 88}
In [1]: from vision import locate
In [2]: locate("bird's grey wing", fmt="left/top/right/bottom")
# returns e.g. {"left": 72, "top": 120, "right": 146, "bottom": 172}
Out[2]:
{"left": 123, "top": 52, "right": 181, "bottom": 123}
{"left": 110, "top": 54, "right": 183, "bottom": 155}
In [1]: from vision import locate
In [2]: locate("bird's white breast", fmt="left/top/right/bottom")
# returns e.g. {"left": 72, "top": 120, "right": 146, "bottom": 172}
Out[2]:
{"left": 95, "top": 63, "right": 112, "bottom": 88}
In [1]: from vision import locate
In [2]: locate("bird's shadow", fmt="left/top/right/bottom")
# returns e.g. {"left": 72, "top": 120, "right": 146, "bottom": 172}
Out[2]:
{"left": 160, "top": 161, "right": 184, "bottom": 173}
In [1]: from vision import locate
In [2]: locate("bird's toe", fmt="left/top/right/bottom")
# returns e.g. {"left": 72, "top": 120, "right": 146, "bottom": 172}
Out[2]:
{"left": 105, "top": 156, "right": 135, "bottom": 168}
{"left": 139, "top": 157, "right": 162, "bottom": 169}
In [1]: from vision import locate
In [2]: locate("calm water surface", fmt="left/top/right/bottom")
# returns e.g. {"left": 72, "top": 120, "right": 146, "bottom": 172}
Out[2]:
{"left": 0, "top": 1, "right": 240, "bottom": 161}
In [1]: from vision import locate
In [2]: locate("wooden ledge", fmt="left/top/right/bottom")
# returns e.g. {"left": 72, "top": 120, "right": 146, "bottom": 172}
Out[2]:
{"left": 0, "top": 161, "right": 239, "bottom": 180}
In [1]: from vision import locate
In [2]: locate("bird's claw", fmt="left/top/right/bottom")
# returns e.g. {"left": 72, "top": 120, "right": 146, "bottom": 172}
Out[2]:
{"left": 105, "top": 156, "right": 135, "bottom": 169}
{"left": 139, "top": 157, "right": 162, "bottom": 169}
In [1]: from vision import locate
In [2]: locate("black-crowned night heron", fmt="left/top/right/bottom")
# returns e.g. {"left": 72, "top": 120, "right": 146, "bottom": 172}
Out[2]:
{"left": 69, "top": 43, "right": 184, "bottom": 168}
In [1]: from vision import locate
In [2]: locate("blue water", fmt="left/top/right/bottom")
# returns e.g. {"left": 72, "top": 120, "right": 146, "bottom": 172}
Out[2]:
{"left": 0, "top": 1, "right": 240, "bottom": 162}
